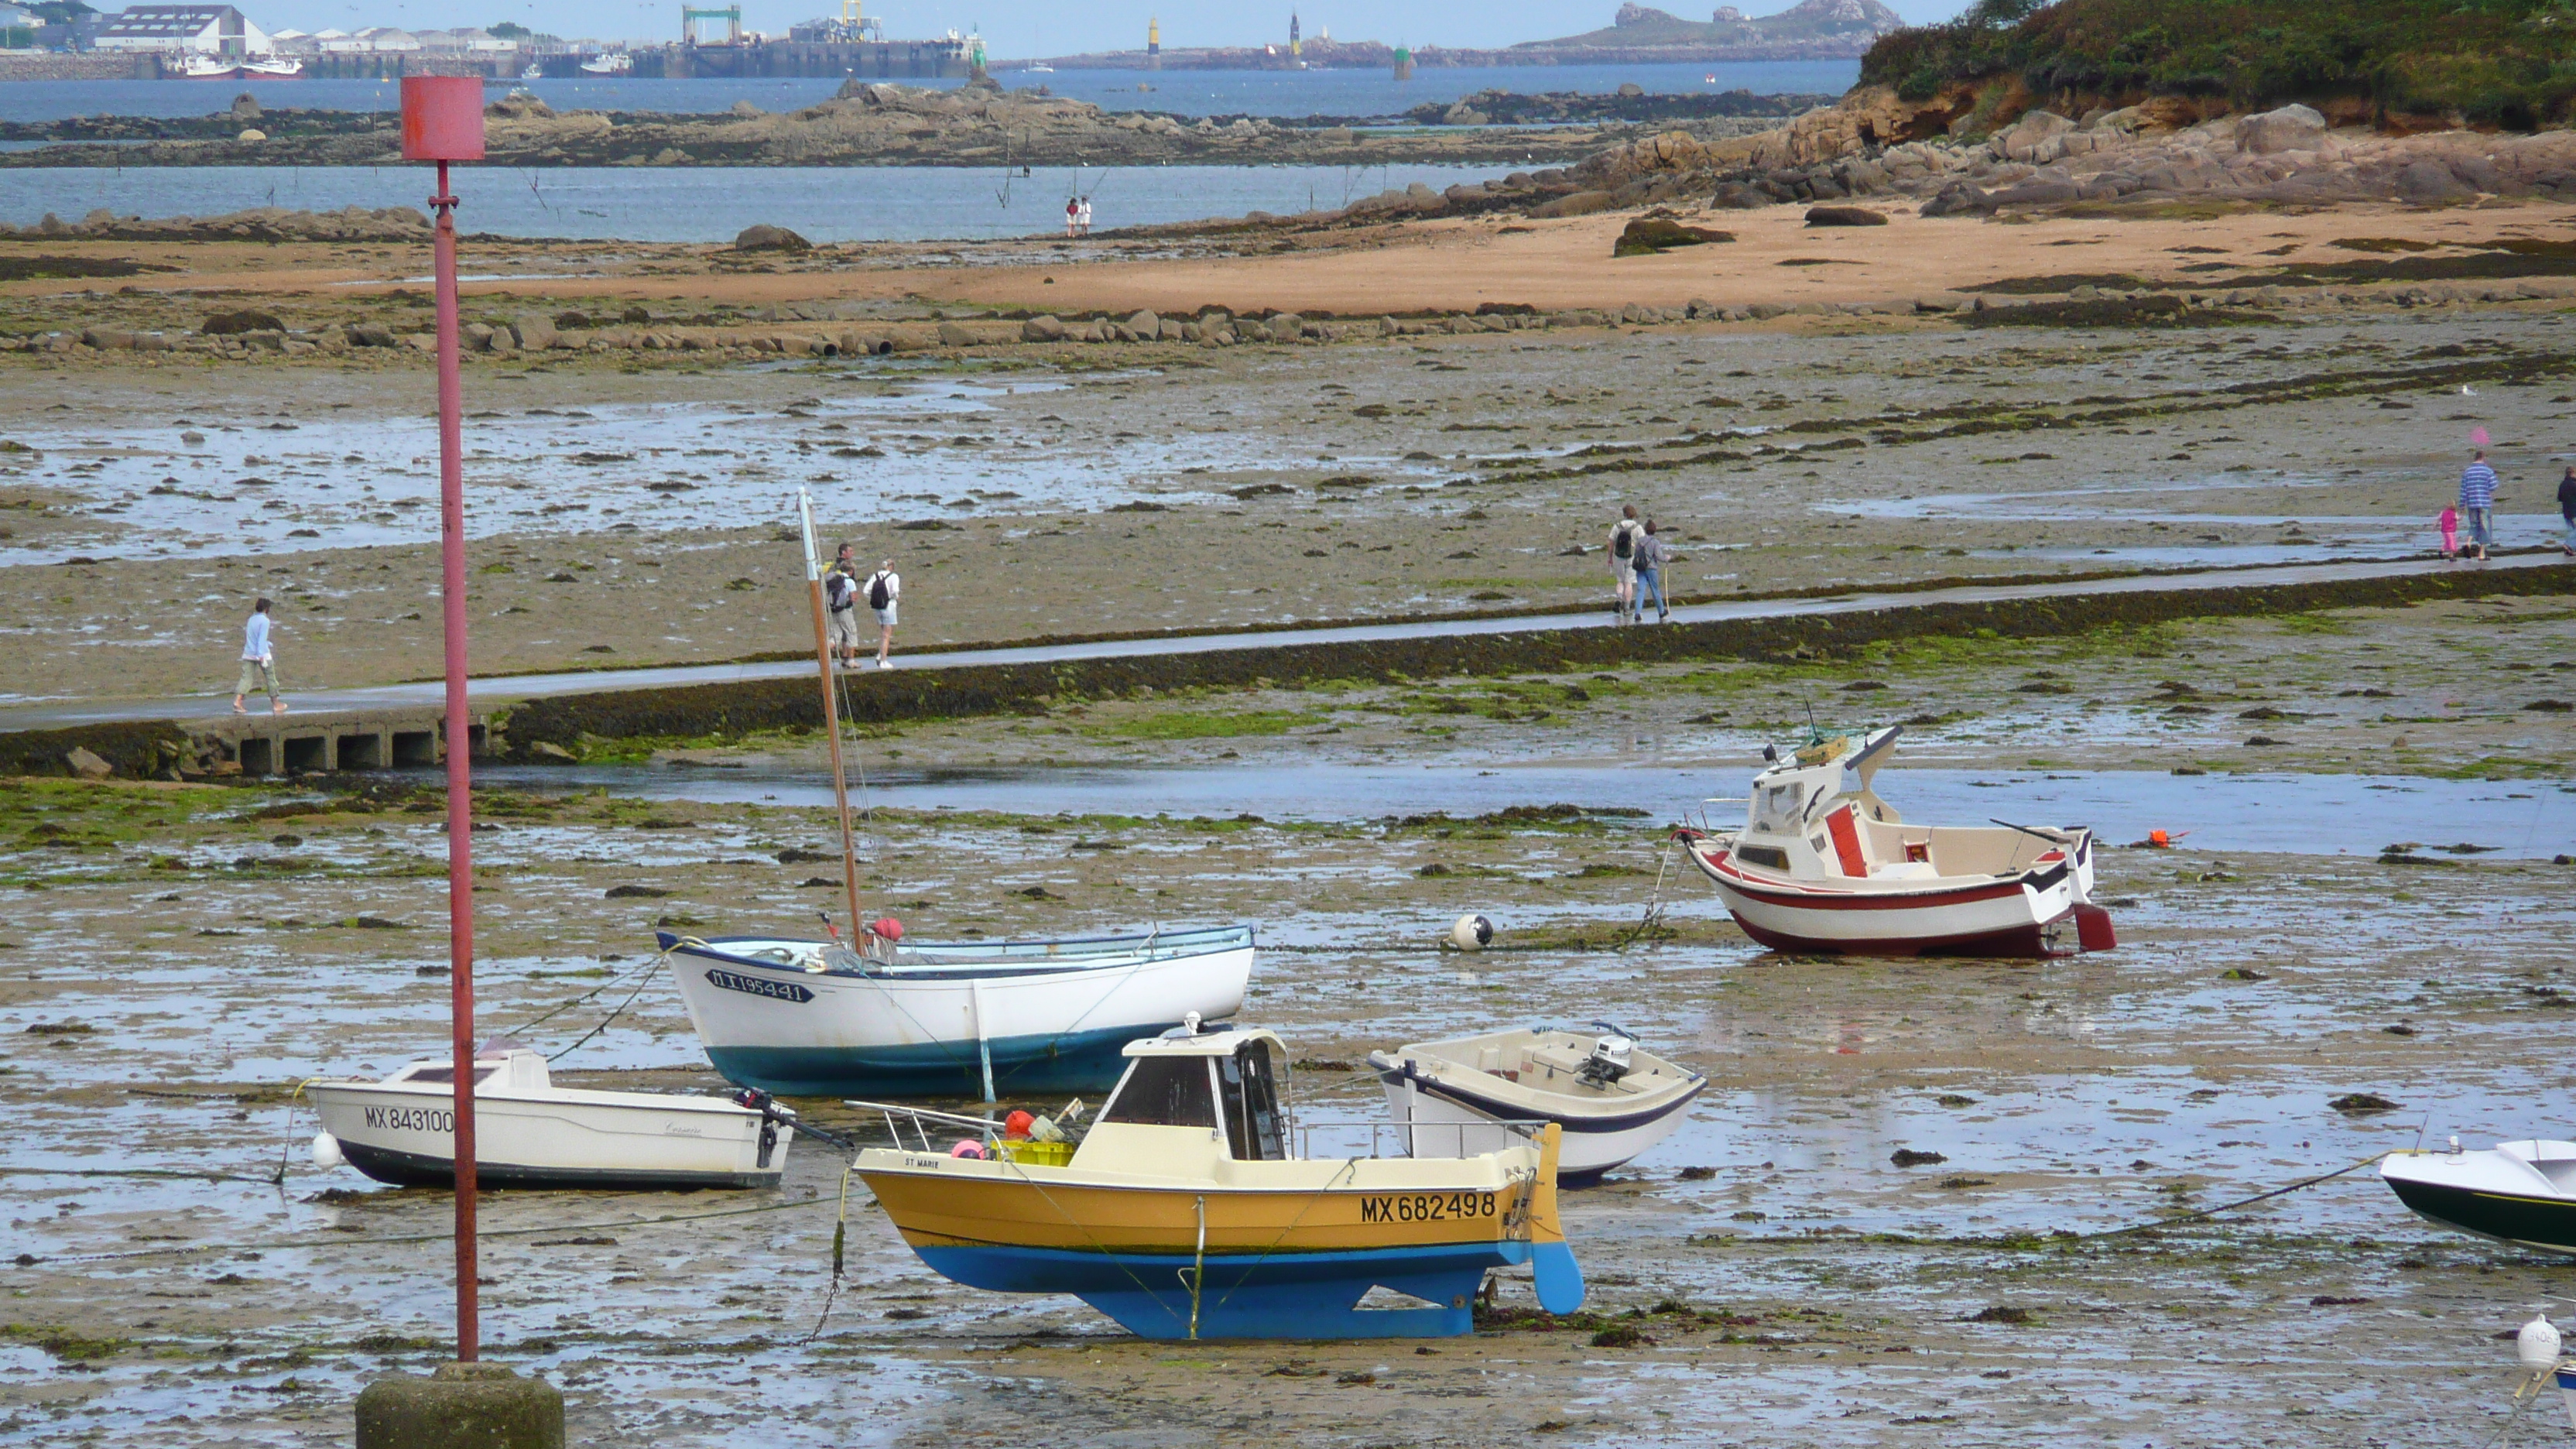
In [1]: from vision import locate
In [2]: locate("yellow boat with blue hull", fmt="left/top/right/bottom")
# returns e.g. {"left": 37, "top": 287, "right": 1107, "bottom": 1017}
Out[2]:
{"left": 854, "top": 1025, "right": 1585, "bottom": 1339}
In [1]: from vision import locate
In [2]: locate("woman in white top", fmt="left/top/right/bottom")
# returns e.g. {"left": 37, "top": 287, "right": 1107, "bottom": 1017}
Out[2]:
{"left": 232, "top": 597, "right": 286, "bottom": 714}
{"left": 865, "top": 560, "right": 901, "bottom": 669}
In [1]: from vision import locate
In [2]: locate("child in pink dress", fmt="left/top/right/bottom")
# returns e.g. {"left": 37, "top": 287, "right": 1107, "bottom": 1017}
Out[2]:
{"left": 2438, "top": 504, "right": 2460, "bottom": 557}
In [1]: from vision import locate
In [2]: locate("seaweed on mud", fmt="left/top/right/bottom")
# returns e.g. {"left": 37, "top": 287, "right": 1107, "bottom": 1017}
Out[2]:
{"left": 1963, "top": 272, "right": 2159, "bottom": 295}
{"left": 1960, "top": 296, "right": 2246, "bottom": 329}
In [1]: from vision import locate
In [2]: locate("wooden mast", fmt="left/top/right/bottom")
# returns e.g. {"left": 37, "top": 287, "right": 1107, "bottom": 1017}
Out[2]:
{"left": 796, "top": 488, "right": 866, "bottom": 942}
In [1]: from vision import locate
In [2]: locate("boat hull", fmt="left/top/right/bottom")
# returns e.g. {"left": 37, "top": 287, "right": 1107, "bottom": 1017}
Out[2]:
{"left": 1688, "top": 843, "right": 2084, "bottom": 957}
{"left": 663, "top": 931, "right": 1254, "bottom": 1097}
{"left": 855, "top": 1127, "right": 1581, "bottom": 1339}
{"left": 2382, "top": 1147, "right": 2576, "bottom": 1254}
{"left": 920, "top": 1240, "right": 1533, "bottom": 1338}
{"left": 307, "top": 1084, "right": 789, "bottom": 1191}
{"left": 1375, "top": 1070, "right": 1701, "bottom": 1186}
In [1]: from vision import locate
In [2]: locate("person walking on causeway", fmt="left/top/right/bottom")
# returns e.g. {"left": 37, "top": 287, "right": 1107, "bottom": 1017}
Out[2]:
{"left": 1608, "top": 505, "right": 1645, "bottom": 624}
{"left": 231, "top": 598, "right": 286, "bottom": 715}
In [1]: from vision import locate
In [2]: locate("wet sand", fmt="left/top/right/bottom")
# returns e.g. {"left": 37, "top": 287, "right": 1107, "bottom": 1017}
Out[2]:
{"left": 1, "top": 741, "right": 2572, "bottom": 1445}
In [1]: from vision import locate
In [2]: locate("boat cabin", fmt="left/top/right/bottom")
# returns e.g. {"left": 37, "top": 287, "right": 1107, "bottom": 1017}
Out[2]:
{"left": 1728, "top": 725, "right": 2067, "bottom": 883}
{"left": 383, "top": 1041, "right": 550, "bottom": 1093}
{"left": 1076, "top": 1026, "right": 1294, "bottom": 1175}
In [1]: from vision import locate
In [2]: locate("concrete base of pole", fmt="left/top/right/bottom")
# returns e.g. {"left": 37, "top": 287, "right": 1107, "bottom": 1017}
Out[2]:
{"left": 355, "top": 1362, "right": 564, "bottom": 1449}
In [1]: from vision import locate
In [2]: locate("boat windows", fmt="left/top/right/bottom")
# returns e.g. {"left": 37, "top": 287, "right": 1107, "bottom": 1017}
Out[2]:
{"left": 1735, "top": 844, "right": 1790, "bottom": 871}
{"left": 1749, "top": 783, "right": 1802, "bottom": 834}
{"left": 1218, "top": 1043, "right": 1286, "bottom": 1162}
{"left": 403, "top": 1065, "right": 497, "bottom": 1086}
{"left": 1098, "top": 1057, "right": 1219, "bottom": 1130}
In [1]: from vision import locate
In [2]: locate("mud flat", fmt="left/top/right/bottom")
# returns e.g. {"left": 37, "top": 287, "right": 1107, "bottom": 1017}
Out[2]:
{"left": 0, "top": 679, "right": 2570, "bottom": 1444}
{"left": 2, "top": 221, "right": 2574, "bottom": 710}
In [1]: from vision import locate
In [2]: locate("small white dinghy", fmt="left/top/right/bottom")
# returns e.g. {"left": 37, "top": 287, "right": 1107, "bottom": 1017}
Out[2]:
{"left": 1368, "top": 1026, "right": 1704, "bottom": 1185}
{"left": 306, "top": 1041, "right": 798, "bottom": 1190}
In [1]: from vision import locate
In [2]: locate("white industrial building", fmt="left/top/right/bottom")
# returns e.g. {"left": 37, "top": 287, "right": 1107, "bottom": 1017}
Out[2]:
{"left": 92, "top": 4, "right": 275, "bottom": 54}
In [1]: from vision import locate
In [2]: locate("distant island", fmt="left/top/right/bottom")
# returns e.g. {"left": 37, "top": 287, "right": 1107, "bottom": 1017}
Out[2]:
{"left": 1041, "top": 0, "right": 1905, "bottom": 70}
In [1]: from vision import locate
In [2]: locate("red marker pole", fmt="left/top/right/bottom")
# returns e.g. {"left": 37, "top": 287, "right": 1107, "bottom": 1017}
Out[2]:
{"left": 401, "top": 74, "right": 486, "bottom": 1367}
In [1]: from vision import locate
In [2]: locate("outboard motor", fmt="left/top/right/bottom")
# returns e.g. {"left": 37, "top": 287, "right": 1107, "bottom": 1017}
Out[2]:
{"left": 1577, "top": 1031, "right": 1635, "bottom": 1087}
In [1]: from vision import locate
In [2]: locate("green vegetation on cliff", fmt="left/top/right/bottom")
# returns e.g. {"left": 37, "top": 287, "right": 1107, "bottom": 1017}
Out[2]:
{"left": 1862, "top": 0, "right": 2576, "bottom": 125}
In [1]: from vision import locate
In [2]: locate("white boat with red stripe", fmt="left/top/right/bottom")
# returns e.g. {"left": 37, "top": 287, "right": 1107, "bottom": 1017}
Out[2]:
{"left": 1673, "top": 725, "right": 2116, "bottom": 957}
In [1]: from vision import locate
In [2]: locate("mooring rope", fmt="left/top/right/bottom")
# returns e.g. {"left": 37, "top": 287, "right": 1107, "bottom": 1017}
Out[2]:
{"left": 2074, "top": 1152, "right": 2393, "bottom": 1241}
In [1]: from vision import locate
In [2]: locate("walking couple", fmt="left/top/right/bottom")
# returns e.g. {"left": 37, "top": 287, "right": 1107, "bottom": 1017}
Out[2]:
{"left": 823, "top": 543, "right": 902, "bottom": 670}
{"left": 1607, "top": 505, "right": 1673, "bottom": 625}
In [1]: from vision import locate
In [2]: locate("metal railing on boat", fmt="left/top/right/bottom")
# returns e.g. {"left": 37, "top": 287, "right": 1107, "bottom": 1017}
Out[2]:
{"left": 841, "top": 1101, "right": 1548, "bottom": 1165}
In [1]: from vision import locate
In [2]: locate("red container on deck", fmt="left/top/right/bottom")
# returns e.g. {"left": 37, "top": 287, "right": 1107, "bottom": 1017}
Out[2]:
{"left": 400, "top": 76, "right": 485, "bottom": 163}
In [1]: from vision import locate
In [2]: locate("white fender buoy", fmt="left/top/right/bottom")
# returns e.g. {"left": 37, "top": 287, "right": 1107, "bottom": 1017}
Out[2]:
{"left": 2519, "top": 1311, "right": 2562, "bottom": 1370}
{"left": 1450, "top": 914, "right": 1493, "bottom": 951}
{"left": 310, "top": 1131, "right": 345, "bottom": 1170}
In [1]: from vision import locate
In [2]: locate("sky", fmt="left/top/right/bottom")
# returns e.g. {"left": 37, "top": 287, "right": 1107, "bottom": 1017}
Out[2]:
{"left": 231, "top": 0, "right": 1969, "bottom": 50}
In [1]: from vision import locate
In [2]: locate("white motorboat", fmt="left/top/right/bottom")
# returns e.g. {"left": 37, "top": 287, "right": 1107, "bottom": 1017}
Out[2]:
{"left": 1368, "top": 1026, "right": 1704, "bottom": 1185}
{"left": 662, "top": 925, "right": 1256, "bottom": 1099}
{"left": 306, "top": 1042, "right": 796, "bottom": 1190}
{"left": 2382, "top": 1140, "right": 2576, "bottom": 1254}
{"left": 580, "top": 52, "right": 632, "bottom": 75}
{"left": 177, "top": 52, "right": 303, "bottom": 80}
{"left": 1675, "top": 725, "right": 2116, "bottom": 957}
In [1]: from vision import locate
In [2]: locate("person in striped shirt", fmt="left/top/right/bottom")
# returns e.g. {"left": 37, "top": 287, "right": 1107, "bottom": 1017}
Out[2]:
{"left": 2459, "top": 450, "right": 2499, "bottom": 560}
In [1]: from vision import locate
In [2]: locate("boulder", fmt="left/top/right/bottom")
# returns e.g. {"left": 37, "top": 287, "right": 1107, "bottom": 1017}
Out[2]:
{"left": 1920, "top": 180, "right": 1995, "bottom": 218}
{"left": 1020, "top": 314, "right": 1067, "bottom": 342}
{"left": 203, "top": 309, "right": 285, "bottom": 336}
{"left": 1531, "top": 190, "right": 1618, "bottom": 218}
{"left": 1269, "top": 312, "right": 1303, "bottom": 338}
{"left": 936, "top": 320, "right": 978, "bottom": 347}
{"left": 2236, "top": 104, "right": 2326, "bottom": 156}
{"left": 230, "top": 92, "right": 261, "bottom": 122}
{"left": 65, "top": 747, "right": 111, "bottom": 780}
{"left": 461, "top": 321, "right": 495, "bottom": 352}
{"left": 236, "top": 128, "right": 266, "bottom": 144}
{"left": 509, "top": 313, "right": 559, "bottom": 350}
{"left": 1986, "top": 178, "right": 2083, "bottom": 207}
{"left": 2395, "top": 159, "right": 2475, "bottom": 204}
{"left": 345, "top": 322, "right": 397, "bottom": 348}
{"left": 733, "top": 224, "right": 812, "bottom": 253}
{"left": 1996, "top": 111, "right": 2074, "bottom": 163}
{"left": 1124, "top": 309, "right": 1161, "bottom": 339}
{"left": 1804, "top": 205, "right": 1887, "bottom": 227}
{"left": 1612, "top": 217, "right": 1735, "bottom": 255}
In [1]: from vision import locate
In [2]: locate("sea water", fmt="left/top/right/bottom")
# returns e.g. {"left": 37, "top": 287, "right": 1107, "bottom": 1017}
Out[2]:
{"left": 0, "top": 160, "right": 1523, "bottom": 241}
{"left": 0, "top": 60, "right": 1859, "bottom": 125}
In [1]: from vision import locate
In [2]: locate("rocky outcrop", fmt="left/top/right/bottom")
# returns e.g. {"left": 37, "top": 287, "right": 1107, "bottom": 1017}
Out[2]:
{"left": 1519, "top": 83, "right": 2576, "bottom": 221}
{"left": 0, "top": 204, "right": 429, "bottom": 242}
{"left": 733, "top": 224, "right": 811, "bottom": 252}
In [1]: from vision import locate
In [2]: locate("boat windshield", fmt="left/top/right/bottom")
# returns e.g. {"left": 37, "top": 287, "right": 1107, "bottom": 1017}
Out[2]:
{"left": 1749, "top": 781, "right": 1803, "bottom": 834}
{"left": 1098, "top": 1057, "right": 1218, "bottom": 1129}
{"left": 1218, "top": 1042, "right": 1286, "bottom": 1161}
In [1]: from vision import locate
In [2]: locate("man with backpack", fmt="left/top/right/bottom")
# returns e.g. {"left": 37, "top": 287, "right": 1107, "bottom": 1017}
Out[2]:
{"left": 863, "top": 557, "right": 901, "bottom": 670}
{"left": 824, "top": 542, "right": 863, "bottom": 670}
{"left": 1607, "top": 505, "right": 1645, "bottom": 624}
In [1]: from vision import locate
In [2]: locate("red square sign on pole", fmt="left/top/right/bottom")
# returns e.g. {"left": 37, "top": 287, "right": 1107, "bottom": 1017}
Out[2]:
{"left": 400, "top": 76, "right": 485, "bottom": 162}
